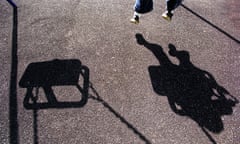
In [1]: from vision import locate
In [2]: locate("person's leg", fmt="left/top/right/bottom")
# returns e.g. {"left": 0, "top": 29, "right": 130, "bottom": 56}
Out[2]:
{"left": 131, "top": 0, "right": 154, "bottom": 24}
{"left": 162, "top": 0, "right": 182, "bottom": 21}
{"left": 131, "top": 0, "right": 141, "bottom": 24}
{"left": 166, "top": 0, "right": 177, "bottom": 12}
{"left": 162, "top": 0, "right": 175, "bottom": 21}
{"left": 130, "top": 11, "right": 141, "bottom": 24}
{"left": 134, "top": 0, "right": 142, "bottom": 13}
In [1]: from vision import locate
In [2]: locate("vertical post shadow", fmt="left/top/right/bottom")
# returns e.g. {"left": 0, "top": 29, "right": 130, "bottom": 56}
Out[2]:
{"left": 33, "top": 109, "right": 38, "bottom": 144}
{"left": 7, "top": 0, "right": 19, "bottom": 143}
{"left": 180, "top": 4, "right": 240, "bottom": 44}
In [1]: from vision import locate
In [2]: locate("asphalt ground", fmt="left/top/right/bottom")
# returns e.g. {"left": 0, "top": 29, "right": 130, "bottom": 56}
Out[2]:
{"left": 1, "top": 0, "right": 240, "bottom": 144}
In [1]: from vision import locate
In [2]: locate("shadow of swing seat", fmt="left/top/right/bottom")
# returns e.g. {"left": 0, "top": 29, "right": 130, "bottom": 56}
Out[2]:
{"left": 19, "top": 59, "right": 89, "bottom": 109}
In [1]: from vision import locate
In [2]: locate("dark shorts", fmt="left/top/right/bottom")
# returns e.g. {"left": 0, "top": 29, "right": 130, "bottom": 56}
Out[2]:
{"left": 135, "top": 0, "right": 153, "bottom": 14}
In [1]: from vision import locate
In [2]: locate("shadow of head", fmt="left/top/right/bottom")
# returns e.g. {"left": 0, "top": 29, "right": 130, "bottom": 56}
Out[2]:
{"left": 168, "top": 43, "right": 190, "bottom": 66}
{"left": 135, "top": 33, "right": 147, "bottom": 45}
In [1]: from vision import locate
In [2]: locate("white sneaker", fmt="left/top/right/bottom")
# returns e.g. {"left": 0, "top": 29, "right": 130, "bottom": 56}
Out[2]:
{"left": 162, "top": 11, "right": 173, "bottom": 21}
{"left": 130, "top": 15, "right": 139, "bottom": 24}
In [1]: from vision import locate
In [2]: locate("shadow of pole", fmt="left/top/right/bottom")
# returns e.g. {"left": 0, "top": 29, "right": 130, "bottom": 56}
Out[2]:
{"left": 33, "top": 88, "right": 39, "bottom": 144}
{"left": 33, "top": 107, "right": 38, "bottom": 144}
{"left": 89, "top": 82, "right": 152, "bottom": 144}
{"left": 7, "top": 0, "right": 19, "bottom": 144}
{"left": 180, "top": 4, "right": 240, "bottom": 44}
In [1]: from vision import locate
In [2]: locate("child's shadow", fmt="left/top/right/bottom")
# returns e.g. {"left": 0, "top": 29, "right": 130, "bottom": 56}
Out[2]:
{"left": 135, "top": 33, "right": 238, "bottom": 134}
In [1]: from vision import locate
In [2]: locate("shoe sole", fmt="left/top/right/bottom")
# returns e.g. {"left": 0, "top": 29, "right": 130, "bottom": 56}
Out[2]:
{"left": 162, "top": 15, "right": 171, "bottom": 22}
{"left": 130, "top": 19, "right": 139, "bottom": 24}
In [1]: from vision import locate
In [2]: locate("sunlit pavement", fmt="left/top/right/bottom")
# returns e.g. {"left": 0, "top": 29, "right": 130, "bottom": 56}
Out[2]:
{"left": 1, "top": 0, "right": 240, "bottom": 144}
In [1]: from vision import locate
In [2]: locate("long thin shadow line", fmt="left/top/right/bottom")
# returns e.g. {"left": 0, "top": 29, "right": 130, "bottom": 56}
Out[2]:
{"left": 7, "top": 0, "right": 19, "bottom": 143}
{"left": 33, "top": 108, "right": 38, "bottom": 144}
{"left": 201, "top": 127, "right": 217, "bottom": 144}
{"left": 181, "top": 4, "right": 240, "bottom": 44}
{"left": 89, "top": 83, "right": 151, "bottom": 144}
{"left": 33, "top": 88, "right": 39, "bottom": 144}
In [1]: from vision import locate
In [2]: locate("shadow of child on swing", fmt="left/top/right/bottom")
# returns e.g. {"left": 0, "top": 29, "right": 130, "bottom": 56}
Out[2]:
{"left": 135, "top": 33, "right": 238, "bottom": 134}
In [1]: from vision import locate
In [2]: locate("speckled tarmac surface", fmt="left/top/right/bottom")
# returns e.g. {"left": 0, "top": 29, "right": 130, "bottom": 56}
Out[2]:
{"left": 1, "top": 0, "right": 240, "bottom": 144}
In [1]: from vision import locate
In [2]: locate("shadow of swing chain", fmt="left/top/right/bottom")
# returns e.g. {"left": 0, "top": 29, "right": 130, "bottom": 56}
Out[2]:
{"left": 181, "top": 4, "right": 240, "bottom": 44}
{"left": 88, "top": 82, "right": 152, "bottom": 144}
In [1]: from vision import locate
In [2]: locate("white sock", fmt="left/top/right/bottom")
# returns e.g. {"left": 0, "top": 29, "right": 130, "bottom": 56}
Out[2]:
{"left": 134, "top": 11, "right": 141, "bottom": 17}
